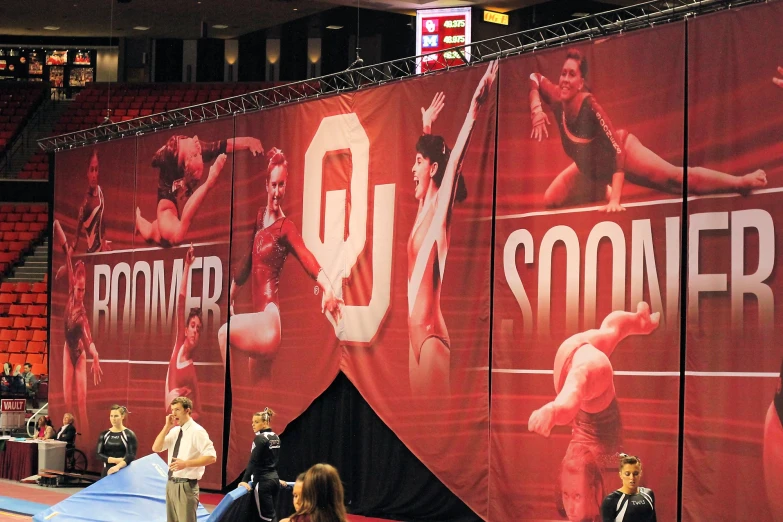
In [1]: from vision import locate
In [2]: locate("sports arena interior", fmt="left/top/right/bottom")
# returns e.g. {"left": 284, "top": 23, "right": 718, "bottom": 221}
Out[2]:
{"left": 1, "top": 0, "right": 782, "bottom": 520}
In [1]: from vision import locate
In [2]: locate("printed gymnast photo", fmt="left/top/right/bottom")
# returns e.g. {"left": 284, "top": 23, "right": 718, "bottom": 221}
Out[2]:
{"left": 528, "top": 50, "right": 767, "bottom": 211}
{"left": 528, "top": 303, "right": 660, "bottom": 521}
{"left": 72, "top": 149, "right": 111, "bottom": 253}
{"left": 135, "top": 134, "right": 263, "bottom": 246}
{"left": 164, "top": 244, "right": 203, "bottom": 414}
{"left": 218, "top": 147, "right": 343, "bottom": 377}
{"left": 407, "top": 60, "right": 497, "bottom": 396}
{"left": 53, "top": 219, "right": 104, "bottom": 438}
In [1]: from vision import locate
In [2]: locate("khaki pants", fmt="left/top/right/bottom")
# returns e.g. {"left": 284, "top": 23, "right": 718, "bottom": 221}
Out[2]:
{"left": 166, "top": 479, "right": 199, "bottom": 522}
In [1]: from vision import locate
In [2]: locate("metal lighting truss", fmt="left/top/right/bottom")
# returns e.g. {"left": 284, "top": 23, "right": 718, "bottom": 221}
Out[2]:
{"left": 38, "top": 0, "right": 765, "bottom": 152}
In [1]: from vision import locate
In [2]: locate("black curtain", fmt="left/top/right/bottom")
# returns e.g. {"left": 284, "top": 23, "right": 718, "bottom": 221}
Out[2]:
{"left": 227, "top": 372, "right": 480, "bottom": 522}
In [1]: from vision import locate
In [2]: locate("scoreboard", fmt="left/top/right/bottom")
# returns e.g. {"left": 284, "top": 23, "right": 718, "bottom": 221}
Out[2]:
{"left": 415, "top": 7, "right": 472, "bottom": 73}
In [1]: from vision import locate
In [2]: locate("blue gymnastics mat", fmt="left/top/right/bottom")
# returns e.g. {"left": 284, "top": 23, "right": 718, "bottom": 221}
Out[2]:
{"left": 32, "top": 454, "right": 210, "bottom": 521}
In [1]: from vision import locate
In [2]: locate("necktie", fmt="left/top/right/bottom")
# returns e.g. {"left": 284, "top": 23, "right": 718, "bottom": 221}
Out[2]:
{"left": 168, "top": 428, "right": 184, "bottom": 478}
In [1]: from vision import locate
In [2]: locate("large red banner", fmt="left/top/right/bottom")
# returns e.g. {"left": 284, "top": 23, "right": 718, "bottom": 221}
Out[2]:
{"left": 226, "top": 63, "right": 496, "bottom": 517}
{"left": 51, "top": 119, "right": 234, "bottom": 489}
{"left": 47, "top": 3, "right": 783, "bottom": 516}
{"left": 490, "top": 25, "right": 685, "bottom": 522}
{"left": 683, "top": 3, "right": 783, "bottom": 521}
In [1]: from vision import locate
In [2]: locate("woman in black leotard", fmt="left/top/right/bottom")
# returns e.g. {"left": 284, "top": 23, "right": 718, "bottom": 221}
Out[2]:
{"left": 238, "top": 408, "right": 282, "bottom": 522}
{"left": 601, "top": 454, "right": 656, "bottom": 522}
{"left": 96, "top": 405, "right": 138, "bottom": 477}
{"left": 529, "top": 50, "right": 766, "bottom": 211}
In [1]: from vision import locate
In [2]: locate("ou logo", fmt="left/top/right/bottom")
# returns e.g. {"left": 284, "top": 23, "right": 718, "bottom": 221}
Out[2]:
{"left": 302, "top": 113, "right": 395, "bottom": 344}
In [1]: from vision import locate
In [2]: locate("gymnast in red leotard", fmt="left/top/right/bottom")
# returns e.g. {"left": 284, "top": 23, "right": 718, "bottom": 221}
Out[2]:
{"left": 54, "top": 219, "right": 103, "bottom": 438}
{"left": 218, "top": 148, "right": 342, "bottom": 371}
{"left": 529, "top": 50, "right": 767, "bottom": 211}
{"left": 165, "top": 245, "right": 202, "bottom": 413}
{"left": 407, "top": 61, "right": 498, "bottom": 396}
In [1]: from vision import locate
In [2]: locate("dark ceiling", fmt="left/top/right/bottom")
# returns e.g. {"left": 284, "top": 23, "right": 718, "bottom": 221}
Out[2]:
{"left": 0, "top": 0, "right": 635, "bottom": 40}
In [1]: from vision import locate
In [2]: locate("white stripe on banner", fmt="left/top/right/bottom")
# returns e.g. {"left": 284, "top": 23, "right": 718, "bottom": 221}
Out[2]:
{"left": 101, "top": 359, "right": 223, "bottom": 367}
{"left": 685, "top": 371, "right": 779, "bottom": 378}
{"left": 71, "top": 240, "right": 230, "bottom": 258}
{"left": 476, "top": 186, "right": 783, "bottom": 222}
{"left": 492, "top": 369, "right": 778, "bottom": 378}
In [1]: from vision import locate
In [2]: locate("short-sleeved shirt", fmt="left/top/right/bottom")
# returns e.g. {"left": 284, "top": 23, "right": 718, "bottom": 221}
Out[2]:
{"left": 160, "top": 418, "right": 216, "bottom": 480}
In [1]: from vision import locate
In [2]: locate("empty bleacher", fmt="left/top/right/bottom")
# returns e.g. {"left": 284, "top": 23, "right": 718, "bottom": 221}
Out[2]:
{"left": 54, "top": 81, "right": 277, "bottom": 131}
{"left": 0, "top": 203, "right": 48, "bottom": 279}
{"left": 0, "top": 280, "right": 48, "bottom": 376}
{"left": 0, "top": 82, "right": 47, "bottom": 156}
{"left": 13, "top": 82, "right": 278, "bottom": 180}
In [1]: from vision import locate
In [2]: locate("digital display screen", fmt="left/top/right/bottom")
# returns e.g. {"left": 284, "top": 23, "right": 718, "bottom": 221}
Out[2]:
{"left": 415, "top": 7, "right": 472, "bottom": 73}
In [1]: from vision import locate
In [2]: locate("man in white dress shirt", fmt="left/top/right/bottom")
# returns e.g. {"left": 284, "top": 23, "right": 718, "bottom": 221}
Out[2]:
{"left": 152, "top": 396, "right": 216, "bottom": 522}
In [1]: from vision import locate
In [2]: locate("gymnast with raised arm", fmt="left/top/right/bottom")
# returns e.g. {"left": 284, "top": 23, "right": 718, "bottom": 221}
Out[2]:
{"left": 54, "top": 219, "right": 103, "bottom": 436}
{"left": 165, "top": 245, "right": 203, "bottom": 411}
{"left": 407, "top": 61, "right": 497, "bottom": 395}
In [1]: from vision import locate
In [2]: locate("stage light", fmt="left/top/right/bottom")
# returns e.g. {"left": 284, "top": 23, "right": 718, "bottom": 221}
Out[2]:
{"left": 326, "top": 25, "right": 343, "bottom": 30}
{"left": 43, "top": 26, "right": 60, "bottom": 31}
{"left": 212, "top": 24, "right": 228, "bottom": 29}
{"left": 133, "top": 26, "right": 150, "bottom": 31}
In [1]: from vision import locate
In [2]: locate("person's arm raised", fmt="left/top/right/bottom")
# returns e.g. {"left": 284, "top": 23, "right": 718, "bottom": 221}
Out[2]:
{"left": 434, "top": 60, "right": 498, "bottom": 222}
{"left": 152, "top": 414, "right": 174, "bottom": 453}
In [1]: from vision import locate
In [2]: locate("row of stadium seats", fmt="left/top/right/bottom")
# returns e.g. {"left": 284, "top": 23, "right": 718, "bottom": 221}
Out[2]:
{"left": 0, "top": 281, "right": 48, "bottom": 293}
{"left": 0, "top": 352, "right": 47, "bottom": 377}
{"left": 0, "top": 204, "right": 48, "bottom": 278}
{"left": 12, "top": 82, "right": 282, "bottom": 178}
{"left": 0, "top": 340, "right": 47, "bottom": 353}
{"left": 0, "top": 305, "right": 47, "bottom": 317}
{"left": 0, "top": 325, "right": 47, "bottom": 340}
{"left": 0, "top": 292, "right": 47, "bottom": 305}
{"left": 16, "top": 152, "right": 48, "bottom": 180}
{"left": 0, "top": 83, "right": 46, "bottom": 155}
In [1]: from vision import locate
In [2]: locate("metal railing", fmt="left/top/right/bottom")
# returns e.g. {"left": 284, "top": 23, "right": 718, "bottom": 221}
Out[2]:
{"left": 37, "top": 0, "right": 765, "bottom": 153}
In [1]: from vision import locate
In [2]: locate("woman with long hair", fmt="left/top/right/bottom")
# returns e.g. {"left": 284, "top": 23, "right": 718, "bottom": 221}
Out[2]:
{"left": 54, "top": 219, "right": 103, "bottom": 436}
{"left": 218, "top": 148, "right": 342, "bottom": 373}
{"left": 556, "top": 444, "right": 605, "bottom": 522}
{"left": 407, "top": 61, "right": 497, "bottom": 395}
{"left": 165, "top": 245, "right": 203, "bottom": 410}
{"left": 34, "top": 416, "right": 55, "bottom": 440}
{"left": 136, "top": 135, "right": 263, "bottom": 246}
{"left": 529, "top": 50, "right": 766, "bottom": 211}
{"left": 281, "top": 463, "right": 347, "bottom": 522}
{"left": 96, "top": 405, "right": 138, "bottom": 477}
